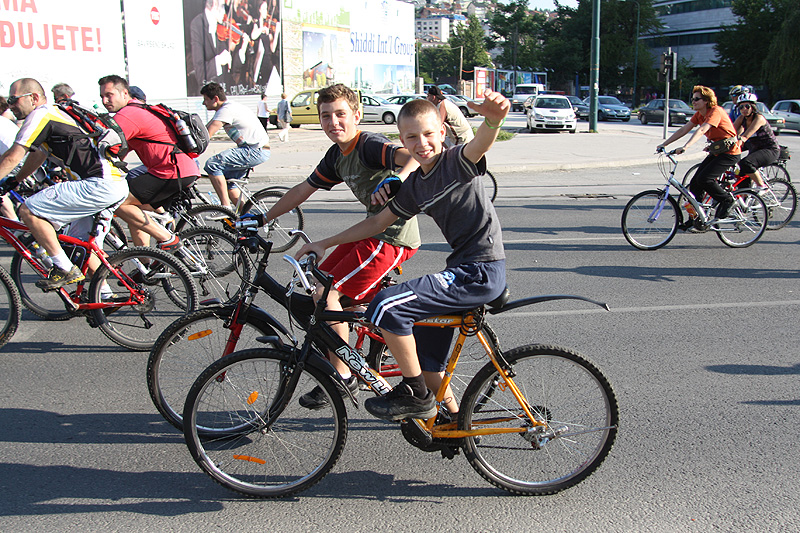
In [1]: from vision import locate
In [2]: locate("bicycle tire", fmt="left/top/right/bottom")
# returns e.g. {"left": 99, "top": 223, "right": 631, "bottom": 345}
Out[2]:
{"left": 88, "top": 246, "right": 199, "bottom": 351}
{"left": 483, "top": 170, "right": 498, "bottom": 203}
{"left": 239, "top": 189, "right": 304, "bottom": 253}
{"left": 103, "top": 217, "right": 129, "bottom": 253}
{"left": 678, "top": 162, "right": 702, "bottom": 207}
{"left": 0, "top": 266, "right": 22, "bottom": 348}
{"left": 715, "top": 190, "right": 767, "bottom": 248}
{"left": 177, "top": 226, "right": 250, "bottom": 305}
{"left": 147, "top": 307, "right": 281, "bottom": 432}
{"left": 9, "top": 240, "right": 73, "bottom": 321}
{"left": 183, "top": 348, "right": 348, "bottom": 498}
{"left": 459, "top": 344, "right": 618, "bottom": 495}
{"left": 621, "top": 190, "right": 679, "bottom": 250}
{"left": 175, "top": 204, "right": 237, "bottom": 232}
{"left": 761, "top": 162, "right": 791, "bottom": 184}
{"left": 762, "top": 177, "right": 797, "bottom": 230}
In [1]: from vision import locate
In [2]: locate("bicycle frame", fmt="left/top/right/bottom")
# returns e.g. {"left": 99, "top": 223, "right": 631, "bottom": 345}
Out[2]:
{"left": 0, "top": 213, "right": 146, "bottom": 312}
{"left": 656, "top": 151, "right": 713, "bottom": 226}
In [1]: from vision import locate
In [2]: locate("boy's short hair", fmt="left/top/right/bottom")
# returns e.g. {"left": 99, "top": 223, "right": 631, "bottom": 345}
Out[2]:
{"left": 317, "top": 83, "right": 359, "bottom": 113}
{"left": 200, "top": 82, "right": 227, "bottom": 102}
{"left": 398, "top": 98, "right": 440, "bottom": 128}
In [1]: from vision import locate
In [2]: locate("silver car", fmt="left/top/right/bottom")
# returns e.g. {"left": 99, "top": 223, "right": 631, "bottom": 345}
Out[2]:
{"left": 722, "top": 101, "right": 785, "bottom": 134}
{"left": 771, "top": 100, "right": 800, "bottom": 133}
{"left": 360, "top": 94, "right": 404, "bottom": 124}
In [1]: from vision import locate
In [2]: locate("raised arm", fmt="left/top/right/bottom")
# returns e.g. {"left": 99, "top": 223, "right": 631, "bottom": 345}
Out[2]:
{"left": 462, "top": 90, "right": 510, "bottom": 165}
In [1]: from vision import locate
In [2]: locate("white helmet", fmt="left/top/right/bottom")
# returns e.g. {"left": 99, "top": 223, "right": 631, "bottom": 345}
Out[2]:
{"left": 738, "top": 93, "right": 757, "bottom": 104}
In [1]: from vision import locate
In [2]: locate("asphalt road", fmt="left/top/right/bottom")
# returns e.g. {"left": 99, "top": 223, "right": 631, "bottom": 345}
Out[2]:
{"left": 2, "top": 170, "right": 800, "bottom": 531}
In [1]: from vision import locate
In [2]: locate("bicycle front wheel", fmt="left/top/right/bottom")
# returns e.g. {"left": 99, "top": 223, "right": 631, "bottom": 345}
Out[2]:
{"left": 240, "top": 190, "right": 304, "bottom": 253}
{"left": 459, "top": 345, "right": 618, "bottom": 495}
{"left": 183, "top": 348, "right": 348, "bottom": 498}
{"left": 178, "top": 225, "right": 250, "bottom": 305}
{"left": 175, "top": 204, "right": 237, "bottom": 232}
{"left": 0, "top": 266, "right": 21, "bottom": 348}
{"left": 763, "top": 177, "right": 797, "bottom": 230}
{"left": 621, "top": 190, "right": 679, "bottom": 250}
{"left": 88, "top": 247, "right": 199, "bottom": 351}
{"left": 715, "top": 190, "right": 767, "bottom": 248}
{"left": 10, "top": 244, "right": 73, "bottom": 321}
{"left": 147, "top": 307, "right": 281, "bottom": 432}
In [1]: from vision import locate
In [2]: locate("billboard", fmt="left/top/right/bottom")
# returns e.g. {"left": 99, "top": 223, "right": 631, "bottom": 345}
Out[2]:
{"left": 182, "top": 0, "right": 283, "bottom": 97}
{"left": 123, "top": 0, "right": 187, "bottom": 100}
{"left": 0, "top": 0, "right": 126, "bottom": 107}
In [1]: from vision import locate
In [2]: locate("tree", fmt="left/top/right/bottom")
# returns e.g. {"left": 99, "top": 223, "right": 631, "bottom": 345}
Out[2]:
{"left": 716, "top": 0, "right": 800, "bottom": 100}
{"left": 449, "top": 14, "right": 493, "bottom": 81}
{"left": 486, "top": 0, "right": 548, "bottom": 74}
{"left": 418, "top": 46, "right": 456, "bottom": 83}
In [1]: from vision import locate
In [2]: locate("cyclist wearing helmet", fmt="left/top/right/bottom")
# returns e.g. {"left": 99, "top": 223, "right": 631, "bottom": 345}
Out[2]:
{"left": 732, "top": 93, "right": 779, "bottom": 191}
{"left": 728, "top": 85, "right": 753, "bottom": 122}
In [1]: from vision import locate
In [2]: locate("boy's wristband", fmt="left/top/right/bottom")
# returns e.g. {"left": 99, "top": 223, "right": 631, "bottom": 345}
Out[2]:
{"left": 484, "top": 117, "right": 505, "bottom": 129}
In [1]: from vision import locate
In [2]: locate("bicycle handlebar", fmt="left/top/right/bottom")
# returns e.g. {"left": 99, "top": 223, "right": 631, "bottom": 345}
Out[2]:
{"left": 282, "top": 253, "right": 317, "bottom": 294}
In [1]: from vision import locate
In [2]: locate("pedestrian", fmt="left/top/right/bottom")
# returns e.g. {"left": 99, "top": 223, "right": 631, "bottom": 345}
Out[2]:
{"left": 257, "top": 92, "right": 270, "bottom": 131}
{"left": 276, "top": 92, "right": 291, "bottom": 142}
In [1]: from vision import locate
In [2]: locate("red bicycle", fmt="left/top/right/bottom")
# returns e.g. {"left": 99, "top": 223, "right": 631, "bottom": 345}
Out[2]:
{"left": 0, "top": 202, "right": 199, "bottom": 350}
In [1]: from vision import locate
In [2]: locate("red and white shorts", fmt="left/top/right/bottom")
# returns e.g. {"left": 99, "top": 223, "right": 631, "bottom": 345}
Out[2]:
{"left": 319, "top": 237, "right": 417, "bottom": 303}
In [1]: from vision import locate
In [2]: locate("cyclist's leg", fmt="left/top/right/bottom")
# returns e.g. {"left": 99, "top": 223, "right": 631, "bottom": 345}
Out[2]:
{"left": 116, "top": 172, "right": 191, "bottom": 247}
{"left": 204, "top": 146, "right": 269, "bottom": 208}
{"left": 740, "top": 148, "right": 780, "bottom": 188}
{"left": 691, "top": 154, "right": 738, "bottom": 218}
{"left": 416, "top": 326, "right": 459, "bottom": 415}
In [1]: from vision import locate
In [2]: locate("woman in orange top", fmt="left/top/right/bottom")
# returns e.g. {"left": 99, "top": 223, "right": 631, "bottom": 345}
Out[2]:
{"left": 658, "top": 85, "right": 741, "bottom": 224}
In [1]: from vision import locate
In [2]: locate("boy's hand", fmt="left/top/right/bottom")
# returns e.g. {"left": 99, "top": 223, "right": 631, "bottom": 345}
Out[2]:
{"left": 468, "top": 89, "right": 510, "bottom": 124}
{"left": 371, "top": 175, "right": 402, "bottom": 205}
{"left": 295, "top": 241, "right": 327, "bottom": 262}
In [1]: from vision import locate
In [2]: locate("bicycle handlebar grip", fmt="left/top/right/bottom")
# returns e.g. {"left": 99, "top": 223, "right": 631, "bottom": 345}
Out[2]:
{"left": 235, "top": 213, "right": 266, "bottom": 229}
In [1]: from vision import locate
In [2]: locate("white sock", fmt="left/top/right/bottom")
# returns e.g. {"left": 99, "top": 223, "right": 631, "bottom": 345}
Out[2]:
{"left": 50, "top": 253, "right": 73, "bottom": 271}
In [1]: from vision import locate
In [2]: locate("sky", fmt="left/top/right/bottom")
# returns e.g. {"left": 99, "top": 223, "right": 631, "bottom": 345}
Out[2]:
{"left": 527, "top": 0, "right": 579, "bottom": 10}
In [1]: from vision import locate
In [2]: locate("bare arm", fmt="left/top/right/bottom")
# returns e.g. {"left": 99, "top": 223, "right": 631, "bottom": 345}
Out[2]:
{"left": 294, "top": 207, "right": 398, "bottom": 261}
{"left": 738, "top": 115, "right": 766, "bottom": 144}
{"left": 0, "top": 144, "right": 29, "bottom": 181}
{"left": 462, "top": 89, "right": 510, "bottom": 165}
{"left": 10, "top": 147, "right": 48, "bottom": 182}
{"left": 371, "top": 148, "right": 420, "bottom": 206}
{"left": 265, "top": 180, "right": 316, "bottom": 221}
{"left": 657, "top": 121, "right": 695, "bottom": 151}
{"left": 205, "top": 120, "right": 224, "bottom": 137}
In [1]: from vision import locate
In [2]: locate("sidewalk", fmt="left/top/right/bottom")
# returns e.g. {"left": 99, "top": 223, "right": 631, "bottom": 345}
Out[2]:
{"left": 193, "top": 122, "right": 710, "bottom": 200}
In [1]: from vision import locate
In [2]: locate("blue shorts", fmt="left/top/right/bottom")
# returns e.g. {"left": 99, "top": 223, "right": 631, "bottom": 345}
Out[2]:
{"left": 366, "top": 260, "right": 506, "bottom": 372}
{"left": 25, "top": 176, "right": 129, "bottom": 243}
{"left": 203, "top": 145, "right": 270, "bottom": 184}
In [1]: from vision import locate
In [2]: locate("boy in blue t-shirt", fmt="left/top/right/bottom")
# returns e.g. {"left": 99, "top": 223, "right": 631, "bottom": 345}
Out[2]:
{"left": 296, "top": 90, "right": 509, "bottom": 421}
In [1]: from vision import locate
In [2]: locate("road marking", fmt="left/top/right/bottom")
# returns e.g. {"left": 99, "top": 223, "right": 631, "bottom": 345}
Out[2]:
{"left": 501, "top": 299, "right": 800, "bottom": 317}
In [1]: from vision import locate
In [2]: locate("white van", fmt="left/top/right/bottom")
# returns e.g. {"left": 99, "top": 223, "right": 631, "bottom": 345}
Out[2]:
{"left": 511, "top": 83, "right": 545, "bottom": 112}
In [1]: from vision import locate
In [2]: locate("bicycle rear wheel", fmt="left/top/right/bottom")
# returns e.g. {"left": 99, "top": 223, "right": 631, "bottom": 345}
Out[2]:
{"left": 9, "top": 240, "right": 73, "bottom": 321}
{"left": 621, "top": 190, "right": 679, "bottom": 250}
{"left": 147, "top": 307, "right": 281, "bottom": 432}
{"left": 762, "top": 177, "right": 797, "bottom": 230}
{"left": 175, "top": 205, "right": 237, "bottom": 232}
{"left": 88, "top": 247, "right": 199, "bottom": 351}
{"left": 183, "top": 348, "right": 348, "bottom": 498}
{"left": 715, "top": 190, "right": 767, "bottom": 248}
{"left": 459, "top": 344, "right": 618, "bottom": 495}
{"left": 483, "top": 170, "right": 498, "bottom": 203}
{"left": 178, "top": 225, "right": 250, "bottom": 305}
{"left": 0, "top": 266, "right": 21, "bottom": 348}
{"left": 239, "top": 190, "right": 304, "bottom": 253}
{"left": 761, "top": 163, "right": 791, "bottom": 183}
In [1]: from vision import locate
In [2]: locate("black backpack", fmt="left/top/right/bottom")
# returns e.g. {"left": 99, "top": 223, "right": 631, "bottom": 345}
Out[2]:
{"left": 127, "top": 101, "right": 209, "bottom": 156}
{"left": 54, "top": 100, "right": 129, "bottom": 170}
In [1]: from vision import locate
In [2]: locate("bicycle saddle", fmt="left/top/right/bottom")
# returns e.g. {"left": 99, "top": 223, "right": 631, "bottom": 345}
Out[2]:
{"left": 486, "top": 286, "right": 510, "bottom": 309}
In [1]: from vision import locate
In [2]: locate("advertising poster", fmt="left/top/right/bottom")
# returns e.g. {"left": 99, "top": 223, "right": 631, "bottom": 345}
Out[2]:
{"left": 182, "top": 0, "right": 282, "bottom": 96}
{"left": 0, "top": 0, "right": 125, "bottom": 107}
{"left": 349, "top": 0, "right": 415, "bottom": 95}
{"left": 123, "top": 0, "right": 187, "bottom": 100}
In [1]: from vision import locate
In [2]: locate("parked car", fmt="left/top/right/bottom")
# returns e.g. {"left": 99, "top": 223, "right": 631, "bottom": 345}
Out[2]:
{"left": 770, "top": 100, "right": 800, "bottom": 132}
{"left": 423, "top": 83, "right": 456, "bottom": 95}
{"left": 445, "top": 94, "right": 478, "bottom": 117}
{"left": 637, "top": 99, "right": 693, "bottom": 126}
{"left": 386, "top": 94, "right": 425, "bottom": 105}
{"left": 583, "top": 96, "right": 631, "bottom": 121}
{"left": 268, "top": 88, "right": 363, "bottom": 128}
{"left": 526, "top": 94, "right": 577, "bottom": 133}
{"left": 360, "top": 94, "right": 403, "bottom": 124}
{"left": 568, "top": 96, "right": 590, "bottom": 120}
{"left": 511, "top": 83, "right": 544, "bottom": 112}
{"left": 721, "top": 101, "right": 785, "bottom": 134}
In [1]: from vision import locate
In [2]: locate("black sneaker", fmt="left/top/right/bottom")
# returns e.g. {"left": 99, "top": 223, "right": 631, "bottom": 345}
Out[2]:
{"left": 364, "top": 382, "right": 437, "bottom": 421}
{"left": 299, "top": 375, "right": 359, "bottom": 410}
{"left": 35, "top": 265, "right": 84, "bottom": 292}
{"left": 715, "top": 195, "right": 736, "bottom": 219}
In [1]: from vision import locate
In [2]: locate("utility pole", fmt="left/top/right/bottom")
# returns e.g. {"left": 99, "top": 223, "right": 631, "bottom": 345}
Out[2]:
{"left": 589, "top": 0, "right": 600, "bottom": 132}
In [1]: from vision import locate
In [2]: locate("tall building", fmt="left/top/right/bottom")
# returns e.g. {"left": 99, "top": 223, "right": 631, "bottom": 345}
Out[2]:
{"left": 647, "top": 0, "right": 736, "bottom": 86}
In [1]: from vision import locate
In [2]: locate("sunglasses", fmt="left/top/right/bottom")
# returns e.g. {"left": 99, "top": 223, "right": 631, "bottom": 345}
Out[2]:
{"left": 691, "top": 97, "right": 704, "bottom": 102}
{"left": 738, "top": 104, "right": 753, "bottom": 110}
{"left": 7, "top": 92, "right": 33, "bottom": 106}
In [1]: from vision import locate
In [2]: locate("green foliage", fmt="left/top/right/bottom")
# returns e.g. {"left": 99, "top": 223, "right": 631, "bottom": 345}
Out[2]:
{"left": 715, "top": 0, "right": 800, "bottom": 100}
{"left": 419, "top": 46, "right": 458, "bottom": 82}
{"left": 486, "top": 0, "right": 548, "bottom": 70}
{"left": 450, "top": 14, "right": 493, "bottom": 80}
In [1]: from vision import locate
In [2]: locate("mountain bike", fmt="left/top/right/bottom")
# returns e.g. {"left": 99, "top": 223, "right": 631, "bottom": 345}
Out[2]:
{"left": 0, "top": 201, "right": 199, "bottom": 350}
{"left": 182, "top": 224, "right": 618, "bottom": 498}
{"left": 680, "top": 161, "right": 796, "bottom": 230}
{"left": 147, "top": 226, "right": 400, "bottom": 432}
{"left": 622, "top": 148, "right": 769, "bottom": 250}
